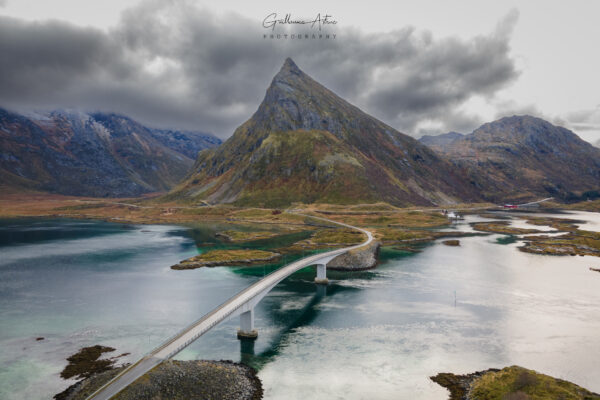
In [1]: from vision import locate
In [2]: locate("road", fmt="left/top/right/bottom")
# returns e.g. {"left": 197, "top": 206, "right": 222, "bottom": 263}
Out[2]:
{"left": 516, "top": 197, "right": 554, "bottom": 207}
{"left": 86, "top": 212, "right": 373, "bottom": 400}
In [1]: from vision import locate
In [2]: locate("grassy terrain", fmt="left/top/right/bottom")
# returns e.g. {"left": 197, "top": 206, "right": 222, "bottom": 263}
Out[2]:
{"left": 374, "top": 228, "right": 435, "bottom": 243}
{"left": 216, "top": 230, "right": 279, "bottom": 242}
{"left": 523, "top": 217, "right": 580, "bottom": 232}
{"left": 303, "top": 207, "right": 450, "bottom": 229}
{"left": 282, "top": 228, "right": 367, "bottom": 253}
{"left": 470, "top": 366, "right": 600, "bottom": 400}
{"left": 520, "top": 229, "right": 600, "bottom": 257}
{"left": 310, "top": 229, "right": 366, "bottom": 245}
{"left": 468, "top": 216, "right": 600, "bottom": 257}
{"left": 172, "top": 249, "right": 280, "bottom": 270}
{"left": 472, "top": 222, "right": 542, "bottom": 235}
{"left": 543, "top": 199, "right": 600, "bottom": 212}
{"left": 0, "top": 194, "right": 479, "bottom": 256}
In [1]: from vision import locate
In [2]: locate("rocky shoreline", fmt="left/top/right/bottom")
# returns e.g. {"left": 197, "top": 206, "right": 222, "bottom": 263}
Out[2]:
{"left": 327, "top": 240, "right": 381, "bottom": 271}
{"left": 430, "top": 369, "right": 500, "bottom": 399}
{"left": 56, "top": 359, "right": 262, "bottom": 400}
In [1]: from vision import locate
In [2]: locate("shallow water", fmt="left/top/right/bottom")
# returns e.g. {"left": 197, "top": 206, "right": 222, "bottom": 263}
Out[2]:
{"left": 0, "top": 214, "right": 599, "bottom": 399}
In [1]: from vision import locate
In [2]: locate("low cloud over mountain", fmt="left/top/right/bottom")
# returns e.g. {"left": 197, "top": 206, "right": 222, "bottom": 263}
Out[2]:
{"left": 0, "top": 1, "right": 519, "bottom": 138}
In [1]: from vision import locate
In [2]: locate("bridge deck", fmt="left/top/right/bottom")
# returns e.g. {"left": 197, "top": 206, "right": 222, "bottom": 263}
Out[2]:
{"left": 86, "top": 213, "right": 372, "bottom": 400}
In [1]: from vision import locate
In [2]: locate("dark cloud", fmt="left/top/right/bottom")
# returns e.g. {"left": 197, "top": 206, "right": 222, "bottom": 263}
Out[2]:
{"left": 565, "top": 107, "right": 600, "bottom": 131}
{"left": 0, "top": 1, "right": 520, "bottom": 138}
{"left": 493, "top": 99, "right": 546, "bottom": 120}
{"left": 563, "top": 106, "right": 600, "bottom": 144}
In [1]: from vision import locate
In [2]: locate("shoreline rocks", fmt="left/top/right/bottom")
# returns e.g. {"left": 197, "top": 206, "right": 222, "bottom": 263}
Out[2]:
{"left": 430, "top": 369, "right": 499, "bottom": 400}
{"left": 59, "top": 345, "right": 122, "bottom": 381}
{"left": 56, "top": 360, "right": 263, "bottom": 400}
{"left": 327, "top": 240, "right": 381, "bottom": 271}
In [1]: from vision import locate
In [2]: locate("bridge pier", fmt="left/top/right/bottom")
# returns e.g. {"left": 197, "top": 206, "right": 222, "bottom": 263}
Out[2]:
{"left": 314, "top": 263, "right": 329, "bottom": 285}
{"left": 237, "top": 309, "right": 258, "bottom": 340}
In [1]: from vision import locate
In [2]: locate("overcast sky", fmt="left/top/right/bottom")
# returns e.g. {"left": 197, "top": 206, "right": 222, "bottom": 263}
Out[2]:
{"left": 1, "top": 0, "right": 599, "bottom": 144}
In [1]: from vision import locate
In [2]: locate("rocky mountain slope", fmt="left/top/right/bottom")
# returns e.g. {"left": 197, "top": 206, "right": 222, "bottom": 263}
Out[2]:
{"left": 169, "top": 58, "right": 481, "bottom": 207}
{"left": 0, "top": 109, "right": 220, "bottom": 197}
{"left": 420, "top": 115, "right": 600, "bottom": 202}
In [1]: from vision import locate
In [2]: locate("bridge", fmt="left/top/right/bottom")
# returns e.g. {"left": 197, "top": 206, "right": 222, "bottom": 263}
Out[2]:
{"left": 86, "top": 213, "right": 373, "bottom": 400}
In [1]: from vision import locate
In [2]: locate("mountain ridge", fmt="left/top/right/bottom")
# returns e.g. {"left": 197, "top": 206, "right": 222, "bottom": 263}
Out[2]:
{"left": 420, "top": 115, "right": 600, "bottom": 202}
{"left": 0, "top": 108, "right": 221, "bottom": 197}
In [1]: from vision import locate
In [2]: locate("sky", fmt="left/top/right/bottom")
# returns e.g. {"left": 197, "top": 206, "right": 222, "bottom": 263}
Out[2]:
{"left": 1, "top": 0, "right": 599, "bottom": 144}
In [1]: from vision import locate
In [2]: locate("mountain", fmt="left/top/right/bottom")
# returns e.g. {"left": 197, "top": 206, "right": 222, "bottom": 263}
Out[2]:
{"left": 168, "top": 58, "right": 481, "bottom": 207}
{"left": 419, "top": 131, "right": 464, "bottom": 153}
{"left": 0, "top": 109, "right": 220, "bottom": 197}
{"left": 421, "top": 115, "right": 600, "bottom": 202}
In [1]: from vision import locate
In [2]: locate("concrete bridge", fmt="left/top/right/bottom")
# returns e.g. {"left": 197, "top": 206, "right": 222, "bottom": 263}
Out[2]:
{"left": 86, "top": 213, "right": 373, "bottom": 400}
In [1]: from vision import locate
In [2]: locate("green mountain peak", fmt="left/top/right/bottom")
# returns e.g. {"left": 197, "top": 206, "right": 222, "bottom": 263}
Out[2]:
{"left": 168, "top": 58, "right": 480, "bottom": 207}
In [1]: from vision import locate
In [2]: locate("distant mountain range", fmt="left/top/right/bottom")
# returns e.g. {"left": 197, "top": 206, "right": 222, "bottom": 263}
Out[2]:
{"left": 167, "top": 58, "right": 481, "bottom": 207}
{"left": 0, "top": 109, "right": 220, "bottom": 197}
{"left": 419, "top": 115, "right": 600, "bottom": 202}
{"left": 2, "top": 59, "right": 598, "bottom": 206}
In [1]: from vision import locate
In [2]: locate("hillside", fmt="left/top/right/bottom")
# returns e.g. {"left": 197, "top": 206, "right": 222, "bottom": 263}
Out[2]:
{"left": 420, "top": 116, "right": 600, "bottom": 202}
{"left": 168, "top": 58, "right": 480, "bottom": 207}
{"left": 0, "top": 109, "right": 220, "bottom": 197}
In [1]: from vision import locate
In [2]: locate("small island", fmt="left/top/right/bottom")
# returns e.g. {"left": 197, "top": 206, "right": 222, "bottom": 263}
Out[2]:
{"left": 431, "top": 365, "right": 600, "bottom": 400}
{"left": 171, "top": 249, "right": 280, "bottom": 270}
{"left": 442, "top": 239, "right": 460, "bottom": 246}
{"left": 520, "top": 229, "right": 600, "bottom": 257}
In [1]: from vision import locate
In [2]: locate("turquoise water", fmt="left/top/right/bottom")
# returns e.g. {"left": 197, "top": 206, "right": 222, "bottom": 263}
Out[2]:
{"left": 0, "top": 213, "right": 599, "bottom": 399}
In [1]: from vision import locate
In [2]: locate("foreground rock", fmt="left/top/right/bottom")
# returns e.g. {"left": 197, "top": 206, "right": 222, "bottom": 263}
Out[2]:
{"left": 431, "top": 365, "right": 600, "bottom": 400}
{"left": 430, "top": 369, "right": 498, "bottom": 400}
{"left": 327, "top": 240, "right": 381, "bottom": 271}
{"left": 171, "top": 249, "right": 280, "bottom": 270}
{"left": 56, "top": 360, "right": 262, "bottom": 400}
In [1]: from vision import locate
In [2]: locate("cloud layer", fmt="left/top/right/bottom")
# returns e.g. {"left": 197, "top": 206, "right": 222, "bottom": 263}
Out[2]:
{"left": 0, "top": 1, "right": 520, "bottom": 138}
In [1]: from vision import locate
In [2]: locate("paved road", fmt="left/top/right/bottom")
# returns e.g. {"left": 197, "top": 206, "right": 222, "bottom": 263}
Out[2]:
{"left": 516, "top": 197, "right": 554, "bottom": 207}
{"left": 86, "top": 212, "right": 372, "bottom": 400}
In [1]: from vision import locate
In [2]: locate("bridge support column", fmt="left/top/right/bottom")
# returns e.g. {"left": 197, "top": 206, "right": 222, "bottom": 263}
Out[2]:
{"left": 314, "top": 263, "right": 329, "bottom": 285}
{"left": 237, "top": 309, "right": 258, "bottom": 340}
